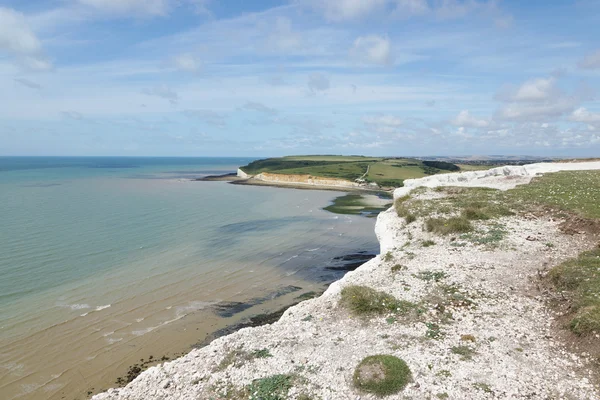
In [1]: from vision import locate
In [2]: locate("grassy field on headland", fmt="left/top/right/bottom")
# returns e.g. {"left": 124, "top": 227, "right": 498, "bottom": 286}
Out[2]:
{"left": 239, "top": 155, "right": 464, "bottom": 188}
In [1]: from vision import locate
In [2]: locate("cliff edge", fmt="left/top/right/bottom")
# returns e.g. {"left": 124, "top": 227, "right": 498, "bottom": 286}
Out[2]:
{"left": 94, "top": 161, "right": 600, "bottom": 400}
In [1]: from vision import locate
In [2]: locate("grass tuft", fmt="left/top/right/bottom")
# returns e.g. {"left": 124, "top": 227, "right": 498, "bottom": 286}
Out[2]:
{"left": 548, "top": 248, "right": 600, "bottom": 335}
{"left": 247, "top": 374, "right": 293, "bottom": 400}
{"left": 340, "top": 285, "right": 415, "bottom": 317}
{"left": 353, "top": 355, "right": 411, "bottom": 396}
{"left": 425, "top": 217, "right": 473, "bottom": 235}
{"left": 451, "top": 345, "right": 476, "bottom": 360}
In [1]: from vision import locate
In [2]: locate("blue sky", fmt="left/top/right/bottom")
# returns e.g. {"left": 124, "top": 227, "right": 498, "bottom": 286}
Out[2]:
{"left": 1, "top": 0, "right": 599, "bottom": 157}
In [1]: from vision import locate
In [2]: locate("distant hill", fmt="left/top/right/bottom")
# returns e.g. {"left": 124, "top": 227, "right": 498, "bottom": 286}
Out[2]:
{"left": 239, "top": 156, "right": 465, "bottom": 188}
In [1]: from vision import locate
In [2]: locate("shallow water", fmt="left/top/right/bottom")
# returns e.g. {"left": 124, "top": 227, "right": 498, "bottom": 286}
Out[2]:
{"left": 0, "top": 157, "right": 379, "bottom": 399}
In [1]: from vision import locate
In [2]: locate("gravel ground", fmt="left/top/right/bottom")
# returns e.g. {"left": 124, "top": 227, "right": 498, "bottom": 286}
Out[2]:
{"left": 93, "top": 163, "right": 600, "bottom": 400}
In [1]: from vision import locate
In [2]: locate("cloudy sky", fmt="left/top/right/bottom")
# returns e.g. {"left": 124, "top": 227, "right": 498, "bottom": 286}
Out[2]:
{"left": 1, "top": 0, "right": 599, "bottom": 157}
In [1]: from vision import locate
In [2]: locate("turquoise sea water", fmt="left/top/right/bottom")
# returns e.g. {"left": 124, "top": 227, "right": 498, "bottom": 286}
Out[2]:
{"left": 0, "top": 157, "right": 379, "bottom": 400}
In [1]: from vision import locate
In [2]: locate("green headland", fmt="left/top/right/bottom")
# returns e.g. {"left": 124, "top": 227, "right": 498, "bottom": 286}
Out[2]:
{"left": 239, "top": 155, "right": 464, "bottom": 188}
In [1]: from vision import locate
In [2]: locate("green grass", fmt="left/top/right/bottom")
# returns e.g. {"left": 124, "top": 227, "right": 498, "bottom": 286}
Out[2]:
{"left": 451, "top": 345, "right": 476, "bottom": 360}
{"left": 414, "top": 270, "right": 447, "bottom": 282}
{"left": 425, "top": 217, "right": 473, "bottom": 235}
{"left": 353, "top": 355, "right": 411, "bottom": 396}
{"left": 506, "top": 170, "right": 600, "bottom": 219}
{"left": 323, "top": 194, "right": 391, "bottom": 215}
{"left": 239, "top": 156, "right": 460, "bottom": 188}
{"left": 548, "top": 248, "right": 600, "bottom": 335}
{"left": 247, "top": 374, "right": 293, "bottom": 400}
{"left": 340, "top": 285, "right": 415, "bottom": 317}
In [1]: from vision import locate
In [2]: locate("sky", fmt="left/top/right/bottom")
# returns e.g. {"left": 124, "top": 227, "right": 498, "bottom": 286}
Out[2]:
{"left": 0, "top": 0, "right": 599, "bottom": 157}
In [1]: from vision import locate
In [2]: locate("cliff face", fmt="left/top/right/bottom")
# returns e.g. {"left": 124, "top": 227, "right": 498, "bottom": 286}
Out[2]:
{"left": 93, "top": 162, "right": 600, "bottom": 400}
{"left": 253, "top": 172, "right": 361, "bottom": 188}
{"left": 395, "top": 161, "right": 600, "bottom": 197}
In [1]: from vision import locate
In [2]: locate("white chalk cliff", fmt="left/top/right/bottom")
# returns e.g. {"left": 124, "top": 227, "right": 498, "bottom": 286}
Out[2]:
{"left": 93, "top": 161, "right": 600, "bottom": 400}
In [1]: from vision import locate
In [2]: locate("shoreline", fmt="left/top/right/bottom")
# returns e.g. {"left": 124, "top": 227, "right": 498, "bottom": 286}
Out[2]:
{"left": 104, "top": 251, "right": 377, "bottom": 394}
{"left": 194, "top": 172, "right": 389, "bottom": 193}
{"left": 95, "top": 162, "right": 600, "bottom": 400}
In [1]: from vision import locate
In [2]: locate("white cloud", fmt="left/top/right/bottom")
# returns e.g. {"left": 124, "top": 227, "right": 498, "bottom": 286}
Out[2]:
{"left": 497, "top": 77, "right": 557, "bottom": 103}
{"left": 14, "top": 78, "right": 42, "bottom": 90}
{"left": 308, "top": 73, "right": 330, "bottom": 93}
{"left": 75, "top": 0, "right": 171, "bottom": 16}
{"left": 297, "top": 0, "right": 386, "bottom": 22}
{"left": 171, "top": 53, "right": 202, "bottom": 72}
{"left": 0, "top": 7, "right": 51, "bottom": 70}
{"left": 569, "top": 107, "right": 600, "bottom": 123}
{"left": 363, "top": 115, "right": 403, "bottom": 126}
{"left": 0, "top": 8, "right": 41, "bottom": 54}
{"left": 497, "top": 100, "right": 575, "bottom": 121}
{"left": 266, "top": 17, "right": 302, "bottom": 52}
{"left": 143, "top": 85, "right": 179, "bottom": 104}
{"left": 393, "top": 0, "right": 430, "bottom": 17}
{"left": 183, "top": 109, "right": 226, "bottom": 126}
{"left": 241, "top": 101, "right": 277, "bottom": 115}
{"left": 578, "top": 49, "right": 600, "bottom": 70}
{"left": 363, "top": 114, "right": 403, "bottom": 134}
{"left": 351, "top": 35, "right": 394, "bottom": 66}
{"left": 451, "top": 110, "right": 489, "bottom": 127}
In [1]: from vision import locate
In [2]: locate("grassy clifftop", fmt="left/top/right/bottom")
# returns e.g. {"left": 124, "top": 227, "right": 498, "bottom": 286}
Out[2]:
{"left": 240, "top": 155, "right": 461, "bottom": 187}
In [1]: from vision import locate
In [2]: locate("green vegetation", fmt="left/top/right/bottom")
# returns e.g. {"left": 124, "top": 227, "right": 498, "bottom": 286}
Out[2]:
{"left": 548, "top": 248, "right": 600, "bottom": 335}
{"left": 425, "top": 216, "right": 473, "bottom": 235}
{"left": 414, "top": 270, "right": 447, "bottom": 282}
{"left": 422, "top": 240, "right": 436, "bottom": 247}
{"left": 252, "top": 349, "right": 272, "bottom": 358}
{"left": 473, "top": 382, "right": 494, "bottom": 394}
{"left": 383, "top": 251, "right": 394, "bottom": 262}
{"left": 239, "top": 156, "right": 461, "bottom": 188}
{"left": 217, "top": 347, "right": 272, "bottom": 371}
{"left": 425, "top": 322, "right": 444, "bottom": 339}
{"left": 353, "top": 355, "right": 412, "bottom": 396}
{"left": 247, "top": 374, "right": 293, "bottom": 400}
{"left": 451, "top": 345, "right": 476, "bottom": 360}
{"left": 323, "top": 194, "right": 391, "bottom": 216}
{"left": 507, "top": 170, "right": 600, "bottom": 219}
{"left": 340, "top": 285, "right": 415, "bottom": 317}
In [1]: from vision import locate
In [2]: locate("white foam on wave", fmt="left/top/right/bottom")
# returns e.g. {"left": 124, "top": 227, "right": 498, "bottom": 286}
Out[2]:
{"left": 102, "top": 331, "right": 115, "bottom": 337}
{"left": 69, "top": 303, "right": 91, "bottom": 310}
{"left": 132, "top": 301, "right": 215, "bottom": 337}
{"left": 106, "top": 337, "right": 122, "bottom": 345}
{"left": 95, "top": 305, "right": 111, "bottom": 311}
{"left": 307, "top": 247, "right": 321, "bottom": 252}
{"left": 136, "top": 318, "right": 145, "bottom": 323}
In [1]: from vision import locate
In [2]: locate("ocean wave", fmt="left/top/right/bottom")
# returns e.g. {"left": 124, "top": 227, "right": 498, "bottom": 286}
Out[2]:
{"left": 283, "top": 254, "right": 299, "bottom": 262}
{"left": 95, "top": 304, "right": 111, "bottom": 311}
{"left": 132, "top": 301, "right": 214, "bottom": 337}
{"left": 59, "top": 303, "right": 91, "bottom": 310}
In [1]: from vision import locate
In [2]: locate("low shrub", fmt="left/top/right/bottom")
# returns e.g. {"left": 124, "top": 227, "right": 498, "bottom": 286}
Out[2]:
{"left": 425, "top": 217, "right": 473, "bottom": 235}
{"left": 548, "top": 248, "right": 600, "bottom": 335}
{"left": 340, "top": 285, "right": 415, "bottom": 316}
{"left": 353, "top": 355, "right": 411, "bottom": 396}
{"left": 247, "top": 374, "right": 293, "bottom": 400}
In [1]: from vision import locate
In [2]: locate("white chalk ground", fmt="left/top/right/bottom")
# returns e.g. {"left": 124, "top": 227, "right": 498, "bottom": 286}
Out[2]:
{"left": 94, "top": 162, "right": 600, "bottom": 400}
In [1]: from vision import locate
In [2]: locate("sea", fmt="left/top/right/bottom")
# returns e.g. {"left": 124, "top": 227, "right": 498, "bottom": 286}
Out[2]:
{"left": 0, "top": 157, "right": 380, "bottom": 400}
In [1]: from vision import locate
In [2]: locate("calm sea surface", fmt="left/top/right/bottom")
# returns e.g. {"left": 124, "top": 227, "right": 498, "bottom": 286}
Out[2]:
{"left": 0, "top": 157, "right": 379, "bottom": 400}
